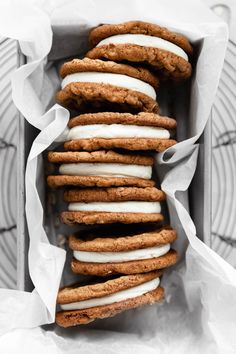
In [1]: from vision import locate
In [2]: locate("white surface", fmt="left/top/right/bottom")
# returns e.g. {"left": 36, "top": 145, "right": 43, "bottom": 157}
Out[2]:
{"left": 73, "top": 243, "right": 170, "bottom": 263}
{"left": 97, "top": 34, "right": 189, "bottom": 61}
{"left": 67, "top": 124, "right": 170, "bottom": 140}
{"left": 68, "top": 201, "right": 161, "bottom": 213}
{"left": 0, "top": 1, "right": 235, "bottom": 354}
{"left": 60, "top": 277, "right": 160, "bottom": 310}
{"left": 62, "top": 72, "right": 156, "bottom": 99}
{"left": 59, "top": 163, "right": 152, "bottom": 179}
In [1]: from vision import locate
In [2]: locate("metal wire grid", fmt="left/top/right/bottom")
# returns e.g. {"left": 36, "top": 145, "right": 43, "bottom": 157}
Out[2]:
{"left": 0, "top": 38, "right": 18, "bottom": 289}
{"left": 211, "top": 39, "right": 236, "bottom": 265}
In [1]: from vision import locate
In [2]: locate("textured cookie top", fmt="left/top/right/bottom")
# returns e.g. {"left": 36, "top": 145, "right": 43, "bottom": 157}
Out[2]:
{"left": 68, "top": 112, "right": 177, "bottom": 129}
{"left": 57, "top": 271, "right": 161, "bottom": 304}
{"left": 64, "top": 137, "right": 177, "bottom": 153}
{"left": 48, "top": 150, "right": 154, "bottom": 165}
{"left": 47, "top": 175, "right": 155, "bottom": 189}
{"left": 61, "top": 210, "right": 164, "bottom": 225}
{"left": 64, "top": 187, "right": 165, "bottom": 203}
{"left": 69, "top": 226, "right": 176, "bottom": 252}
{"left": 60, "top": 58, "right": 159, "bottom": 88}
{"left": 89, "top": 21, "right": 193, "bottom": 55}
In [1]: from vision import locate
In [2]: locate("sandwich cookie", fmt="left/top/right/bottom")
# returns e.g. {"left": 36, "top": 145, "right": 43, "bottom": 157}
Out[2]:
{"left": 56, "top": 271, "right": 163, "bottom": 327}
{"left": 69, "top": 226, "right": 178, "bottom": 276}
{"left": 64, "top": 112, "right": 177, "bottom": 152}
{"left": 47, "top": 150, "right": 155, "bottom": 189}
{"left": 61, "top": 186, "right": 165, "bottom": 225}
{"left": 87, "top": 21, "right": 192, "bottom": 80}
{"left": 56, "top": 58, "right": 159, "bottom": 113}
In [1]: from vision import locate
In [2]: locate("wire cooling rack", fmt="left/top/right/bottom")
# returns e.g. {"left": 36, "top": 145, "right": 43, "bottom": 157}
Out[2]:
{"left": 211, "top": 38, "right": 236, "bottom": 265}
{"left": 0, "top": 38, "right": 18, "bottom": 289}
{"left": 0, "top": 4, "right": 236, "bottom": 289}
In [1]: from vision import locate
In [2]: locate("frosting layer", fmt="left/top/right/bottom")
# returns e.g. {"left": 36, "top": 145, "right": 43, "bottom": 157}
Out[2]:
{"left": 68, "top": 201, "right": 161, "bottom": 213}
{"left": 59, "top": 163, "right": 152, "bottom": 179}
{"left": 67, "top": 124, "right": 170, "bottom": 140}
{"left": 74, "top": 243, "right": 170, "bottom": 263}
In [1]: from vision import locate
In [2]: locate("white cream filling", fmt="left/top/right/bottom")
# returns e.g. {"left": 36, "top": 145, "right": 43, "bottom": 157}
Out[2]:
{"left": 97, "top": 34, "right": 188, "bottom": 61}
{"left": 67, "top": 124, "right": 170, "bottom": 140}
{"left": 74, "top": 243, "right": 170, "bottom": 263}
{"left": 59, "top": 163, "right": 152, "bottom": 179}
{"left": 68, "top": 201, "right": 161, "bottom": 213}
{"left": 61, "top": 72, "right": 156, "bottom": 99}
{"left": 60, "top": 276, "right": 160, "bottom": 311}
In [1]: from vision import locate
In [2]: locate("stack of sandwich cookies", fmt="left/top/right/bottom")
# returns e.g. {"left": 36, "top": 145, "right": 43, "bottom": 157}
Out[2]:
{"left": 69, "top": 226, "right": 178, "bottom": 276}
{"left": 51, "top": 20, "right": 191, "bottom": 327}
{"left": 86, "top": 21, "right": 192, "bottom": 80}
{"left": 61, "top": 186, "right": 165, "bottom": 225}
{"left": 56, "top": 271, "right": 163, "bottom": 327}
{"left": 56, "top": 58, "right": 159, "bottom": 112}
{"left": 47, "top": 150, "right": 155, "bottom": 188}
{"left": 64, "top": 112, "right": 177, "bottom": 152}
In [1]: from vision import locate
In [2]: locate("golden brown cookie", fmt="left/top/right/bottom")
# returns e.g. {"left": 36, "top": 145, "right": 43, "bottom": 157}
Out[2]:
{"left": 68, "top": 112, "right": 177, "bottom": 129}
{"left": 87, "top": 21, "right": 192, "bottom": 80}
{"left": 64, "top": 137, "right": 176, "bottom": 152}
{"left": 69, "top": 226, "right": 177, "bottom": 252}
{"left": 56, "top": 82, "right": 159, "bottom": 113}
{"left": 57, "top": 58, "right": 159, "bottom": 113}
{"left": 61, "top": 211, "right": 164, "bottom": 225}
{"left": 71, "top": 249, "right": 178, "bottom": 276}
{"left": 47, "top": 150, "right": 154, "bottom": 165}
{"left": 64, "top": 187, "right": 165, "bottom": 203}
{"left": 56, "top": 271, "right": 163, "bottom": 327}
{"left": 47, "top": 175, "right": 155, "bottom": 189}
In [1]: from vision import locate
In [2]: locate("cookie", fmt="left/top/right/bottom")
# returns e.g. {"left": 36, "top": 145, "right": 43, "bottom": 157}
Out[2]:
{"left": 47, "top": 175, "right": 155, "bottom": 189}
{"left": 87, "top": 21, "right": 192, "bottom": 80}
{"left": 47, "top": 150, "right": 154, "bottom": 165}
{"left": 56, "top": 82, "right": 158, "bottom": 113}
{"left": 64, "top": 137, "right": 176, "bottom": 152}
{"left": 61, "top": 211, "right": 164, "bottom": 225}
{"left": 56, "top": 271, "right": 163, "bottom": 327}
{"left": 68, "top": 112, "right": 177, "bottom": 128}
{"left": 47, "top": 150, "right": 155, "bottom": 189}
{"left": 64, "top": 112, "right": 177, "bottom": 152}
{"left": 63, "top": 187, "right": 166, "bottom": 203}
{"left": 69, "top": 226, "right": 177, "bottom": 252}
{"left": 71, "top": 249, "right": 177, "bottom": 276}
{"left": 57, "top": 58, "right": 159, "bottom": 113}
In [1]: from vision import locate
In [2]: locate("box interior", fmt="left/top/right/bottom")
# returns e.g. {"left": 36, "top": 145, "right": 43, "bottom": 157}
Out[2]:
{"left": 17, "top": 24, "right": 211, "bottom": 306}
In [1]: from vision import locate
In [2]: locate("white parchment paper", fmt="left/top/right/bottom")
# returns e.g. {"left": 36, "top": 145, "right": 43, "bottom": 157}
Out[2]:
{"left": 1, "top": 0, "right": 236, "bottom": 353}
